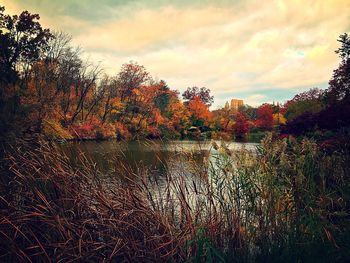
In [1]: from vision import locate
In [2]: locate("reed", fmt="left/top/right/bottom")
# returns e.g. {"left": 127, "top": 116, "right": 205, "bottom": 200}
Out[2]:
{"left": 1, "top": 134, "right": 349, "bottom": 262}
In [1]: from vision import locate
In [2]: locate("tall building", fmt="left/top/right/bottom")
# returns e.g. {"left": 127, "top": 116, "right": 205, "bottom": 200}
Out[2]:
{"left": 230, "top": 99, "right": 244, "bottom": 111}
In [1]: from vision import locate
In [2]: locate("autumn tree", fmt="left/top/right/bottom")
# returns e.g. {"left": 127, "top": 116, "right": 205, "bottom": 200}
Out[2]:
{"left": 216, "top": 108, "right": 235, "bottom": 132}
{"left": 51, "top": 45, "right": 84, "bottom": 122}
{"left": 187, "top": 95, "right": 213, "bottom": 127}
{"left": 116, "top": 62, "right": 151, "bottom": 101}
{"left": 69, "top": 63, "right": 101, "bottom": 124}
{"left": 99, "top": 76, "right": 119, "bottom": 122}
{"left": 182, "top": 86, "right": 214, "bottom": 106}
{"left": 21, "top": 61, "right": 61, "bottom": 132}
{"left": 165, "top": 95, "right": 190, "bottom": 133}
{"left": 273, "top": 113, "right": 286, "bottom": 125}
{"left": 234, "top": 112, "right": 249, "bottom": 137}
{"left": 256, "top": 104, "right": 273, "bottom": 130}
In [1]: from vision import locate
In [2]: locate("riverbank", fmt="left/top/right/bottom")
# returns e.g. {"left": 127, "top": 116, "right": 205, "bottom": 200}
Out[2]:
{"left": 41, "top": 123, "right": 269, "bottom": 144}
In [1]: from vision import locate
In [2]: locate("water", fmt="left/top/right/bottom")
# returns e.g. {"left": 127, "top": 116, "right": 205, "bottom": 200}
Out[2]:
{"left": 59, "top": 139, "right": 260, "bottom": 218}
{"left": 59, "top": 140, "right": 258, "bottom": 177}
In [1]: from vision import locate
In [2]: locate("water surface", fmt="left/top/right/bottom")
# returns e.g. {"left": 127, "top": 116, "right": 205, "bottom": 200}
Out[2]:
{"left": 60, "top": 140, "right": 258, "bottom": 177}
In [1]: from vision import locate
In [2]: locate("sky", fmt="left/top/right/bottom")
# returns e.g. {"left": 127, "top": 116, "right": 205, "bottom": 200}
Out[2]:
{"left": 2, "top": 0, "right": 350, "bottom": 108}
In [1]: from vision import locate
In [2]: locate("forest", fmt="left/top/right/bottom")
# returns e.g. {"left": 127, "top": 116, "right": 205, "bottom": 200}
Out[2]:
{"left": 1, "top": 5, "right": 350, "bottom": 263}
{"left": 1, "top": 5, "right": 348, "bottom": 144}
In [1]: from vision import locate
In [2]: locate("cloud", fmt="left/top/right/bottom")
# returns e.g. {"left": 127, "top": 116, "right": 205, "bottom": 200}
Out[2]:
{"left": 2, "top": 0, "right": 350, "bottom": 107}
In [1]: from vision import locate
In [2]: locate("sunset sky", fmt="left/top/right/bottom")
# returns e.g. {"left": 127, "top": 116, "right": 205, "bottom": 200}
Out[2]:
{"left": 2, "top": 0, "right": 350, "bottom": 108}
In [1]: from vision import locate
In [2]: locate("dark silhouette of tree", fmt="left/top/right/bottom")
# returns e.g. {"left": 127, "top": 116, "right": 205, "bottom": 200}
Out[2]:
{"left": 283, "top": 33, "right": 350, "bottom": 137}
{"left": 182, "top": 86, "right": 214, "bottom": 106}
{"left": 0, "top": 6, "right": 52, "bottom": 84}
{"left": 0, "top": 6, "right": 52, "bottom": 137}
{"left": 284, "top": 88, "right": 325, "bottom": 121}
{"left": 326, "top": 33, "right": 350, "bottom": 105}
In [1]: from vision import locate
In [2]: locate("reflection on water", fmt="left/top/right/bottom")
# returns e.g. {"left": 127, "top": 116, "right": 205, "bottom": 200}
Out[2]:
{"left": 59, "top": 140, "right": 258, "bottom": 178}
{"left": 59, "top": 140, "right": 258, "bottom": 177}
{"left": 59, "top": 140, "right": 259, "bottom": 213}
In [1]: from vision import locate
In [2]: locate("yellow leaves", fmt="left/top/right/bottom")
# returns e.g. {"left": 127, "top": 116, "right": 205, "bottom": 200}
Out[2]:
{"left": 273, "top": 113, "right": 286, "bottom": 125}
{"left": 111, "top": 98, "right": 125, "bottom": 114}
{"left": 43, "top": 119, "right": 73, "bottom": 140}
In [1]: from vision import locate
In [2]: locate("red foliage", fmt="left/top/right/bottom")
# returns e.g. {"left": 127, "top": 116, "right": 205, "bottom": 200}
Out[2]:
{"left": 147, "top": 125, "right": 161, "bottom": 138}
{"left": 115, "top": 122, "right": 131, "bottom": 140}
{"left": 234, "top": 112, "right": 249, "bottom": 136}
{"left": 70, "top": 117, "right": 116, "bottom": 140}
{"left": 256, "top": 104, "right": 274, "bottom": 129}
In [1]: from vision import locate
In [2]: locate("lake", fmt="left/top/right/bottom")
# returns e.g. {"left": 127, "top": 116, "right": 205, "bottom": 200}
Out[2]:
{"left": 59, "top": 140, "right": 258, "bottom": 178}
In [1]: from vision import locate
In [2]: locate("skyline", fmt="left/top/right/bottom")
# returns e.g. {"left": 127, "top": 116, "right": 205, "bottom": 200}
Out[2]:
{"left": 2, "top": 0, "right": 349, "bottom": 108}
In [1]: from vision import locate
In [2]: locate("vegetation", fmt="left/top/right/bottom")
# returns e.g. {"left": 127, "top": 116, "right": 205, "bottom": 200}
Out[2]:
{"left": 1, "top": 135, "right": 349, "bottom": 262}
{"left": 0, "top": 6, "right": 289, "bottom": 142}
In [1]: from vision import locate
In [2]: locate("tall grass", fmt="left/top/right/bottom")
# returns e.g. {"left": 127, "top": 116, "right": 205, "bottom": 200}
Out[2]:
{"left": 1, "top": 134, "right": 349, "bottom": 262}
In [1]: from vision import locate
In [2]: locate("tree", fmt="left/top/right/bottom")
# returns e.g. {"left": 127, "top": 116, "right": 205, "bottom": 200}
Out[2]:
{"left": 153, "top": 80, "right": 172, "bottom": 113}
{"left": 256, "top": 104, "right": 273, "bottom": 129}
{"left": 187, "top": 95, "right": 212, "bottom": 127}
{"left": 283, "top": 34, "right": 350, "bottom": 136}
{"left": 273, "top": 113, "right": 286, "bottom": 125}
{"left": 335, "top": 33, "right": 350, "bottom": 60}
{"left": 284, "top": 88, "right": 325, "bottom": 121}
{"left": 182, "top": 86, "right": 214, "bottom": 106}
{"left": 166, "top": 97, "right": 190, "bottom": 132}
{"left": 326, "top": 33, "right": 350, "bottom": 105}
{"left": 239, "top": 105, "right": 257, "bottom": 120}
{"left": 234, "top": 112, "right": 249, "bottom": 137}
{"left": 0, "top": 6, "right": 52, "bottom": 84}
{"left": 21, "top": 61, "right": 61, "bottom": 132}
{"left": 116, "top": 62, "right": 151, "bottom": 101}
{"left": 0, "top": 6, "right": 52, "bottom": 137}
{"left": 99, "top": 76, "right": 118, "bottom": 123}
{"left": 69, "top": 63, "right": 101, "bottom": 124}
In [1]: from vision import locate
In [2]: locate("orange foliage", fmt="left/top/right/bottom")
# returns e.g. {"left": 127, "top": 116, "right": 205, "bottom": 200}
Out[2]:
{"left": 187, "top": 96, "right": 213, "bottom": 125}
{"left": 152, "top": 109, "right": 165, "bottom": 125}
{"left": 70, "top": 117, "right": 116, "bottom": 140}
{"left": 146, "top": 125, "right": 161, "bottom": 138}
{"left": 167, "top": 99, "right": 190, "bottom": 130}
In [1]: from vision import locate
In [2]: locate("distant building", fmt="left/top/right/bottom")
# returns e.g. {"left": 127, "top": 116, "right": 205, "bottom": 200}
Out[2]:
{"left": 230, "top": 99, "right": 244, "bottom": 111}
{"left": 224, "top": 101, "right": 230, "bottom": 110}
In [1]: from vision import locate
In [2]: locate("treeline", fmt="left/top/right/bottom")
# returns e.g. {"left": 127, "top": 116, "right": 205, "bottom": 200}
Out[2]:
{"left": 1, "top": 6, "right": 349, "bottom": 142}
{"left": 0, "top": 6, "right": 203, "bottom": 140}
{"left": 0, "top": 6, "right": 277, "bottom": 141}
